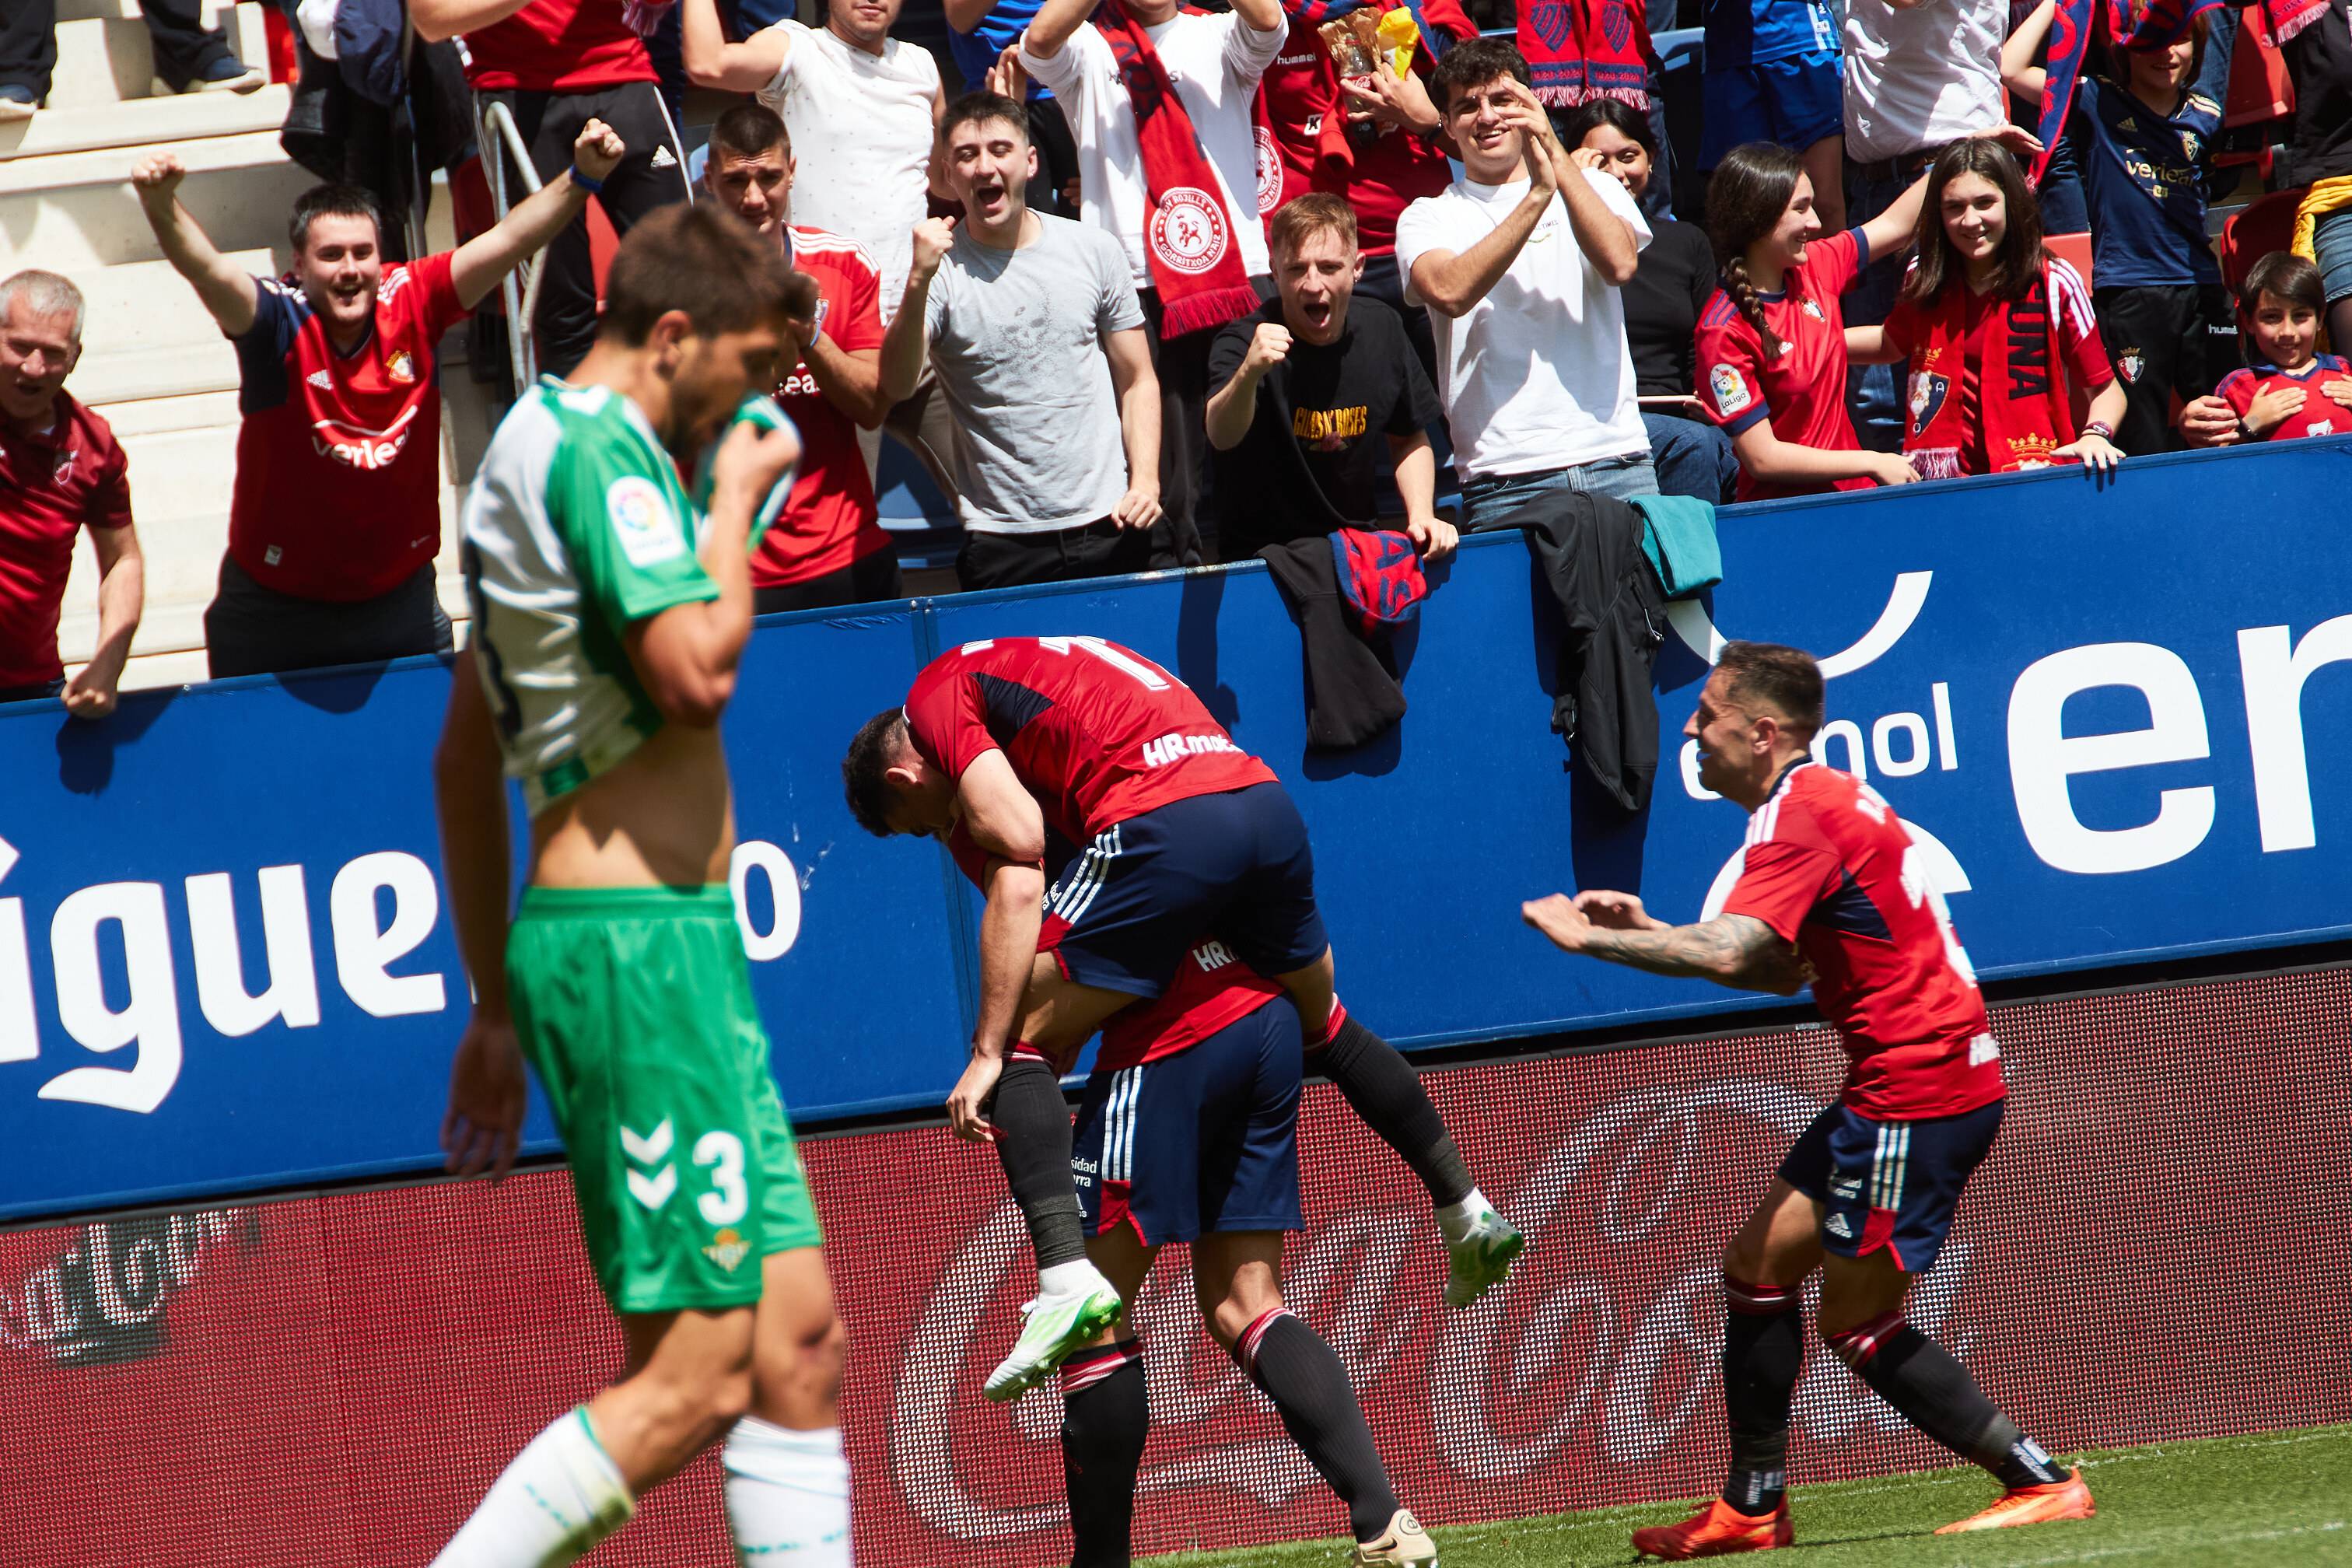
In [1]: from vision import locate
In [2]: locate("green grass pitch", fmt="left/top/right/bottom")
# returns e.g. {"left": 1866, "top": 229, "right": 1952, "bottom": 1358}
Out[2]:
{"left": 1146, "top": 1425, "right": 2352, "bottom": 1566}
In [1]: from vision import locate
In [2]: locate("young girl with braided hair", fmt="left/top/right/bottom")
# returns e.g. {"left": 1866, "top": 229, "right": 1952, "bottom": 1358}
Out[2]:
{"left": 1692, "top": 130, "right": 2037, "bottom": 502}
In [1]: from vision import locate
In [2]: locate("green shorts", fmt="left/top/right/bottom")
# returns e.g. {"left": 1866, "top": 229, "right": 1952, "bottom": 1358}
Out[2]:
{"left": 508, "top": 884, "right": 822, "bottom": 1314}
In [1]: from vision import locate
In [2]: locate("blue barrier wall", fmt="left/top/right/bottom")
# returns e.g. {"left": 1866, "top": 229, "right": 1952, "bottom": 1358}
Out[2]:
{"left": 4, "top": 438, "right": 2350, "bottom": 1220}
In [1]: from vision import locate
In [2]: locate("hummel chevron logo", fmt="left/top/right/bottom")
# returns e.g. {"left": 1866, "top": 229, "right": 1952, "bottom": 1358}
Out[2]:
{"left": 628, "top": 1166, "right": 677, "bottom": 1209}
{"left": 621, "top": 1119, "right": 674, "bottom": 1164}
{"left": 622, "top": 1119, "right": 677, "bottom": 1210}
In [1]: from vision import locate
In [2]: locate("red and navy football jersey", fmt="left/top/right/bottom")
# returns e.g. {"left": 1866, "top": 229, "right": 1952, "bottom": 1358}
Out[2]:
{"left": 0, "top": 391, "right": 131, "bottom": 687}
{"left": 944, "top": 824, "right": 1282, "bottom": 1074}
{"left": 229, "top": 252, "right": 471, "bottom": 602}
{"left": 903, "top": 635, "right": 1278, "bottom": 845}
{"left": 1720, "top": 762, "right": 2002, "bottom": 1119}
{"left": 2217, "top": 353, "right": 2352, "bottom": 443}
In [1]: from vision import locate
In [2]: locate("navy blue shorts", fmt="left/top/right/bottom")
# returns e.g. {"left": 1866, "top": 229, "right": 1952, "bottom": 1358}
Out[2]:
{"left": 1039, "top": 782, "right": 1329, "bottom": 1000}
{"left": 1069, "top": 1000, "right": 1304, "bottom": 1247}
{"left": 1699, "top": 52, "right": 1844, "bottom": 169}
{"left": 1778, "top": 1097, "right": 2004, "bottom": 1274}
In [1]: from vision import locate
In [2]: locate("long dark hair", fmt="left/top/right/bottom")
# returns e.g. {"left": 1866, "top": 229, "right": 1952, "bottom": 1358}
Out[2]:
{"left": 1902, "top": 140, "right": 2046, "bottom": 306}
{"left": 1704, "top": 142, "right": 1805, "bottom": 361}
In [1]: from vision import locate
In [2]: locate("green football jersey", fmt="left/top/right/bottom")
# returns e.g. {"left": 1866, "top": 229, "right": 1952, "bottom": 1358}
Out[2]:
{"left": 461, "top": 379, "right": 717, "bottom": 815}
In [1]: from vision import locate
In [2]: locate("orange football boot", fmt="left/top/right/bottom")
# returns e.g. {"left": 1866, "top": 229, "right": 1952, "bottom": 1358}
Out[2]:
{"left": 1935, "top": 1472, "right": 2096, "bottom": 1535}
{"left": 1632, "top": 1499, "right": 1793, "bottom": 1559}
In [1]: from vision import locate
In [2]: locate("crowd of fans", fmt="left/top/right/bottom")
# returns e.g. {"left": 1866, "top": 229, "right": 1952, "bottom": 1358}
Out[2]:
{"left": 1, "top": 0, "right": 2350, "bottom": 715}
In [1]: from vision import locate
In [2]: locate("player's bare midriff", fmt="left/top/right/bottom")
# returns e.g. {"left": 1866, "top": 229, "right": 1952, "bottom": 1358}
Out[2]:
{"left": 527, "top": 722, "right": 737, "bottom": 889}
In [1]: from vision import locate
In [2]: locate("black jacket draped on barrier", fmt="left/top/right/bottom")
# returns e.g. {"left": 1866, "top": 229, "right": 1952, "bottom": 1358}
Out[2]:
{"left": 1258, "top": 537, "right": 1412, "bottom": 750}
{"left": 1471, "top": 491, "right": 1666, "bottom": 813}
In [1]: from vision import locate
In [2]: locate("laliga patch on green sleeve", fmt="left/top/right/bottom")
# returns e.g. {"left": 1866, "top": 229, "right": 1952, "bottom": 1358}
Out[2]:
{"left": 608, "top": 474, "right": 688, "bottom": 568}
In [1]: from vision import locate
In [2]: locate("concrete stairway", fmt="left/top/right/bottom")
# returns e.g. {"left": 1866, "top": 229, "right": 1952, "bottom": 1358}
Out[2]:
{"left": 3, "top": 0, "right": 484, "bottom": 692}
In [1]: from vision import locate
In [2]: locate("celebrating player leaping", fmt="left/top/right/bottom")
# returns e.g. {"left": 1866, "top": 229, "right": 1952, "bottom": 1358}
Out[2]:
{"left": 1523, "top": 641, "right": 2092, "bottom": 1559}
{"left": 842, "top": 633, "right": 1524, "bottom": 1399}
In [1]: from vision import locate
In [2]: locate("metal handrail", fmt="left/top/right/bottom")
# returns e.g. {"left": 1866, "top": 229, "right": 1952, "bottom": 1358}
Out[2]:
{"left": 477, "top": 98, "right": 547, "bottom": 390}
{"left": 471, "top": 94, "right": 697, "bottom": 391}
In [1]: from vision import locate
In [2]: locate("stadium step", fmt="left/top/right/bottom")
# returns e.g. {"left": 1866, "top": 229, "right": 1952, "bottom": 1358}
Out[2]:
{"left": 33, "top": 2, "right": 271, "bottom": 116}
{"left": 0, "top": 128, "right": 314, "bottom": 271}
{"left": 0, "top": 79, "right": 287, "bottom": 162}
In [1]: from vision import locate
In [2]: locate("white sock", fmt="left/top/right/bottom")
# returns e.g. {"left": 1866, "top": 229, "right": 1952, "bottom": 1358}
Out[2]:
{"left": 1436, "top": 1189, "right": 1494, "bottom": 1244}
{"left": 431, "top": 1406, "right": 633, "bottom": 1567}
{"left": 723, "top": 1417, "right": 853, "bottom": 1566}
{"left": 1038, "top": 1259, "right": 1101, "bottom": 1297}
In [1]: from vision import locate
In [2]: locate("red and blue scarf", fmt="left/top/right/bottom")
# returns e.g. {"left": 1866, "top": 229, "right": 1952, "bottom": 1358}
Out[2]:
{"left": 2030, "top": 0, "right": 2222, "bottom": 186}
{"left": 1517, "top": 0, "right": 1652, "bottom": 110}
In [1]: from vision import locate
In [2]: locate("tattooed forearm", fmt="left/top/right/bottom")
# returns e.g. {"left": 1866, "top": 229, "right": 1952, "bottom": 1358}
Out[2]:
{"left": 1581, "top": 915, "right": 1809, "bottom": 995}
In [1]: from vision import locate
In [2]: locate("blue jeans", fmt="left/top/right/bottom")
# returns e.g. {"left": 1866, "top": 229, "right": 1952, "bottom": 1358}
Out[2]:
{"left": 1459, "top": 452, "right": 1661, "bottom": 530}
{"left": 1843, "top": 163, "right": 1913, "bottom": 453}
{"left": 1642, "top": 411, "right": 1738, "bottom": 503}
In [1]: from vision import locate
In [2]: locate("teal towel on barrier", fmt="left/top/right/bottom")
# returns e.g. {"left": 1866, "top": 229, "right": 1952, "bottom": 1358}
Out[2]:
{"left": 1632, "top": 494, "right": 1723, "bottom": 599}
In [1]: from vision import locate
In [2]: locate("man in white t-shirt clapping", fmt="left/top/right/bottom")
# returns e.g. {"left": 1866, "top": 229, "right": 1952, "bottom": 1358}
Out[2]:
{"left": 1394, "top": 38, "right": 1656, "bottom": 530}
{"left": 683, "top": 0, "right": 959, "bottom": 505}
{"left": 1017, "top": 0, "right": 1285, "bottom": 564}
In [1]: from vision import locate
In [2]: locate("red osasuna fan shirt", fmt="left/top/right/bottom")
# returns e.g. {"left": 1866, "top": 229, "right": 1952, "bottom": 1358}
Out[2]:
{"left": 752, "top": 226, "right": 891, "bottom": 588}
{"left": 1720, "top": 762, "right": 2004, "bottom": 1119}
{"left": 459, "top": 0, "right": 654, "bottom": 91}
{"left": 1255, "top": 0, "right": 1475, "bottom": 256}
{"left": 0, "top": 392, "right": 131, "bottom": 687}
{"left": 229, "top": 253, "right": 471, "bottom": 601}
{"left": 903, "top": 635, "right": 1278, "bottom": 846}
{"left": 1695, "top": 226, "right": 1874, "bottom": 504}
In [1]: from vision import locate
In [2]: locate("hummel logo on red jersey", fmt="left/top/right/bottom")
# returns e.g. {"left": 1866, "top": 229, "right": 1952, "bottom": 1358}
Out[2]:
{"left": 1139, "top": 733, "right": 1241, "bottom": 768}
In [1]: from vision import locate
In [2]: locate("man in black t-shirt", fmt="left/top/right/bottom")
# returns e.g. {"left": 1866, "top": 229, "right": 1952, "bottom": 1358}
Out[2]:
{"left": 1206, "top": 195, "right": 1448, "bottom": 565}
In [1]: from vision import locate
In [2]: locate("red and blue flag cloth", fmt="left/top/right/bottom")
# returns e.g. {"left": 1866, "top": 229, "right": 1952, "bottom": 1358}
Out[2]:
{"left": 2029, "top": 0, "right": 2224, "bottom": 186}
{"left": 1332, "top": 528, "right": 1429, "bottom": 640}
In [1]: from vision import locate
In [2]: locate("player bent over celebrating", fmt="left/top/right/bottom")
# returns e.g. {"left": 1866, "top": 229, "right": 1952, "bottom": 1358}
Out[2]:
{"left": 1524, "top": 642, "right": 2091, "bottom": 1558}
{"left": 845, "top": 635, "right": 1521, "bottom": 1399}
{"left": 430, "top": 205, "right": 851, "bottom": 1566}
{"left": 1059, "top": 943, "right": 1437, "bottom": 1568}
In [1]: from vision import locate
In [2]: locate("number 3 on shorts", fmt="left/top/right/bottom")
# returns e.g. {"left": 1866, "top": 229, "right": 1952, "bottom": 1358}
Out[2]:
{"left": 695, "top": 1130, "right": 749, "bottom": 1226}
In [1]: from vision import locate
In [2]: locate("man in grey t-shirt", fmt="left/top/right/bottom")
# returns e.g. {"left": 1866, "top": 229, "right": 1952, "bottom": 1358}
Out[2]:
{"left": 882, "top": 90, "right": 1165, "bottom": 592}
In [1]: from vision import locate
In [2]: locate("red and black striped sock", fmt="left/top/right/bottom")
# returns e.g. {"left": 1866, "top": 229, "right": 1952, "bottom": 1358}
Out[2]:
{"left": 1059, "top": 1339, "right": 1146, "bottom": 1567}
{"left": 1828, "top": 1313, "right": 2070, "bottom": 1490}
{"left": 1312, "top": 1003, "right": 1474, "bottom": 1208}
{"left": 1720, "top": 1273, "right": 1802, "bottom": 1514}
{"left": 1234, "top": 1307, "right": 1400, "bottom": 1542}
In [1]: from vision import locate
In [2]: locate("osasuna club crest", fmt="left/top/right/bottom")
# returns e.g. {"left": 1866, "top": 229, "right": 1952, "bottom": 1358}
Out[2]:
{"left": 2117, "top": 348, "right": 2144, "bottom": 384}
{"left": 1148, "top": 186, "right": 1228, "bottom": 276}
{"left": 1254, "top": 126, "right": 1283, "bottom": 217}
{"left": 1908, "top": 369, "right": 1951, "bottom": 435}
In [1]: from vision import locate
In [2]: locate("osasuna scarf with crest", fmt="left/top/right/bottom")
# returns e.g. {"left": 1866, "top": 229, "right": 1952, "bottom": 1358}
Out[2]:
{"left": 2030, "top": 0, "right": 2221, "bottom": 185}
{"left": 1902, "top": 260, "right": 2084, "bottom": 478}
{"left": 1094, "top": 0, "right": 1264, "bottom": 338}
{"left": 1516, "top": 0, "right": 1650, "bottom": 109}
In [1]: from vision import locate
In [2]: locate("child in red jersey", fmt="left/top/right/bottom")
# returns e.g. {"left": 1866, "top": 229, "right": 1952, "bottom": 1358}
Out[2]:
{"left": 2212, "top": 252, "right": 2352, "bottom": 443}
{"left": 1694, "top": 131, "right": 2049, "bottom": 503}
{"left": 1847, "top": 139, "right": 2127, "bottom": 478}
